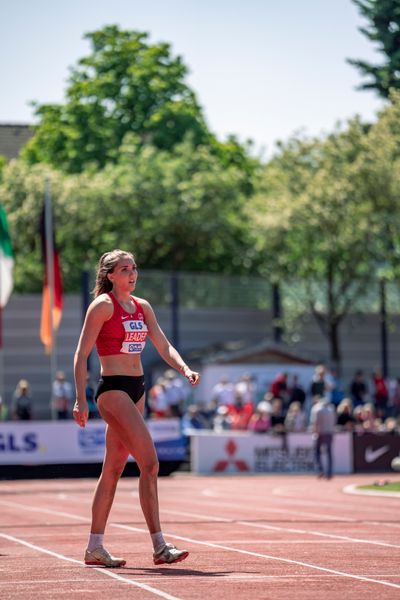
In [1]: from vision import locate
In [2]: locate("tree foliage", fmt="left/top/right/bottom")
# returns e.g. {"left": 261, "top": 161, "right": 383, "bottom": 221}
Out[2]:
{"left": 249, "top": 93, "right": 400, "bottom": 366}
{"left": 1, "top": 138, "right": 259, "bottom": 293}
{"left": 21, "top": 25, "right": 257, "bottom": 183}
{"left": 22, "top": 26, "right": 209, "bottom": 172}
{"left": 348, "top": 0, "right": 400, "bottom": 97}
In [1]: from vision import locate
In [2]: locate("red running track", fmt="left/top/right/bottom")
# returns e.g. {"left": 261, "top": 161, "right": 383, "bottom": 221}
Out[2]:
{"left": 0, "top": 473, "right": 399, "bottom": 599}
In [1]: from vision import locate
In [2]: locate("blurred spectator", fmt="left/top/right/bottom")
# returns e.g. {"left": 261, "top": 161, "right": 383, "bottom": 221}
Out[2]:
{"left": 12, "top": 379, "right": 33, "bottom": 420}
{"left": 235, "top": 374, "right": 256, "bottom": 405}
{"left": 211, "top": 377, "right": 235, "bottom": 406}
{"left": 213, "top": 405, "right": 232, "bottom": 432}
{"left": 284, "top": 401, "right": 306, "bottom": 432}
{"left": 310, "top": 396, "right": 336, "bottom": 479}
{"left": 310, "top": 365, "right": 328, "bottom": 398}
{"left": 329, "top": 368, "right": 344, "bottom": 407}
{"left": 388, "top": 377, "right": 400, "bottom": 418}
{"left": 148, "top": 378, "right": 170, "bottom": 418}
{"left": 181, "top": 404, "right": 210, "bottom": 433}
{"left": 270, "top": 373, "right": 289, "bottom": 405}
{"left": 0, "top": 395, "right": 8, "bottom": 421}
{"left": 382, "top": 417, "right": 399, "bottom": 434}
{"left": 227, "top": 392, "right": 253, "bottom": 430}
{"left": 336, "top": 398, "right": 355, "bottom": 431}
{"left": 372, "top": 368, "right": 389, "bottom": 419}
{"left": 355, "top": 403, "right": 378, "bottom": 432}
{"left": 269, "top": 398, "right": 285, "bottom": 433}
{"left": 198, "top": 399, "right": 218, "bottom": 428}
{"left": 86, "top": 375, "right": 99, "bottom": 419}
{"left": 288, "top": 375, "right": 306, "bottom": 407}
{"left": 52, "top": 371, "right": 73, "bottom": 420}
{"left": 164, "top": 369, "right": 187, "bottom": 417}
{"left": 349, "top": 370, "right": 368, "bottom": 407}
{"left": 248, "top": 401, "right": 271, "bottom": 433}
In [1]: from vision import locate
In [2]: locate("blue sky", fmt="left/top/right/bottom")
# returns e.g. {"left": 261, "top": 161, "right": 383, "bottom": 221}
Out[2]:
{"left": 0, "top": 0, "right": 384, "bottom": 156}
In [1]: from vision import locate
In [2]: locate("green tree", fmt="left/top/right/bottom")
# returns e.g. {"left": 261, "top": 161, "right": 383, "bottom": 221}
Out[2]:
{"left": 22, "top": 26, "right": 209, "bottom": 173}
{"left": 250, "top": 119, "right": 383, "bottom": 368}
{"left": 348, "top": 0, "right": 400, "bottom": 97}
{"left": 1, "top": 139, "right": 259, "bottom": 292}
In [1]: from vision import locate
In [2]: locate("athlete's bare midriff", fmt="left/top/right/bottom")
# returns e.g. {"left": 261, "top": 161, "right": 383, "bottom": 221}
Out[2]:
{"left": 99, "top": 354, "right": 144, "bottom": 377}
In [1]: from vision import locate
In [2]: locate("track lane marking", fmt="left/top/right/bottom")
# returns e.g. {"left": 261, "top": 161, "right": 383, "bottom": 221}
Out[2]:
{"left": 2, "top": 498, "right": 400, "bottom": 590}
{"left": 0, "top": 533, "right": 181, "bottom": 600}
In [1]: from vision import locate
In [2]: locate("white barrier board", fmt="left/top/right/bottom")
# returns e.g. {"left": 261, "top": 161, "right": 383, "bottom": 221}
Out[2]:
{"left": 0, "top": 419, "right": 182, "bottom": 465}
{"left": 191, "top": 432, "right": 353, "bottom": 474}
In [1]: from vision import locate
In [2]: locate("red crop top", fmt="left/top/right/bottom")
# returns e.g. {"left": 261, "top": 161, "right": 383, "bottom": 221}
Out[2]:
{"left": 96, "top": 293, "right": 148, "bottom": 356}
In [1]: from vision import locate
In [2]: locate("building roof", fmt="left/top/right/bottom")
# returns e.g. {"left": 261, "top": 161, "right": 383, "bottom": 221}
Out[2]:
{"left": 183, "top": 338, "right": 321, "bottom": 366}
{"left": 0, "top": 123, "right": 33, "bottom": 159}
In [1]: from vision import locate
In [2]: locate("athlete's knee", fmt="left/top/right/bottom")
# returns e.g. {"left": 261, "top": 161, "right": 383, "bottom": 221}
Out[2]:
{"left": 139, "top": 456, "right": 159, "bottom": 478}
{"left": 102, "top": 459, "right": 127, "bottom": 482}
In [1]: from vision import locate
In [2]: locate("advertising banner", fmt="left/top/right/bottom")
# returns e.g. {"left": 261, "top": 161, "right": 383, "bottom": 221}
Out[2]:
{"left": 353, "top": 432, "right": 400, "bottom": 472}
{"left": 191, "top": 431, "right": 353, "bottom": 474}
{"left": 0, "top": 419, "right": 185, "bottom": 465}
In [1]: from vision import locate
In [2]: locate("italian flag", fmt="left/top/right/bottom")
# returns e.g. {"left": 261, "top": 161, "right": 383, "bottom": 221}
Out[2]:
{"left": 0, "top": 204, "right": 14, "bottom": 308}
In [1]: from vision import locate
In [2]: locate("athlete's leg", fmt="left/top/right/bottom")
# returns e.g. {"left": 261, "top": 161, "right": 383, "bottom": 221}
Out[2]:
{"left": 97, "top": 391, "right": 161, "bottom": 534}
{"left": 90, "top": 424, "right": 129, "bottom": 534}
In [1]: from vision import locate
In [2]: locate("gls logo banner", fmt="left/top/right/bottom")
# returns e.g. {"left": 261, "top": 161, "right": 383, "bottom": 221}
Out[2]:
{"left": 0, "top": 432, "right": 38, "bottom": 452}
{"left": 78, "top": 428, "right": 105, "bottom": 453}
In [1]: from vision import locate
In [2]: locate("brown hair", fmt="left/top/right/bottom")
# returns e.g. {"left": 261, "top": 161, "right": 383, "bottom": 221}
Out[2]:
{"left": 92, "top": 249, "right": 135, "bottom": 297}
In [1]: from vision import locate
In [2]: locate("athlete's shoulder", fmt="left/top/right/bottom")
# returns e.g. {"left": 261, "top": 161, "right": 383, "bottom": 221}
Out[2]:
{"left": 88, "top": 293, "right": 114, "bottom": 318}
{"left": 132, "top": 295, "right": 151, "bottom": 309}
{"left": 133, "top": 296, "right": 154, "bottom": 318}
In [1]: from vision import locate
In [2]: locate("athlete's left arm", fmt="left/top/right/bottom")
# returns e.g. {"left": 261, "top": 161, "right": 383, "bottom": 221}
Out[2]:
{"left": 141, "top": 299, "right": 200, "bottom": 386}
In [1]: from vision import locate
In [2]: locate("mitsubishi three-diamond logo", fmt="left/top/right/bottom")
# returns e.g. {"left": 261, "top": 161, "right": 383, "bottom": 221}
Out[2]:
{"left": 213, "top": 439, "right": 250, "bottom": 472}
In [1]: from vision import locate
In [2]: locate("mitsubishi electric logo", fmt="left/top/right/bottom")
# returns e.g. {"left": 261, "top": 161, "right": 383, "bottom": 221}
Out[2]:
{"left": 213, "top": 439, "right": 249, "bottom": 472}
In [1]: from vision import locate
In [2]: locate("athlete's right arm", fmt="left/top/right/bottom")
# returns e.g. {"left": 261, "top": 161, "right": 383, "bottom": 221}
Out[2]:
{"left": 72, "top": 296, "right": 113, "bottom": 428}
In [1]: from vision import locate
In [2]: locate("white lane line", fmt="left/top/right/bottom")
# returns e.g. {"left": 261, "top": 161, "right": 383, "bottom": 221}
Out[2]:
{"left": 0, "top": 533, "right": 181, "bottom": 600}
{"left": 343, "top": 484, "right": 400, "bottom": 499}
{"left": 2, "top": 496, "right": 398, "bottom": 551}
{"left": 113, "top": 523, "right": 400, "bottom": 591}
{"left": 2, "top": 499, "right": 400, "bottom": 589}
{"left": 203, "top": 485, "right": 400, "bottom": 516}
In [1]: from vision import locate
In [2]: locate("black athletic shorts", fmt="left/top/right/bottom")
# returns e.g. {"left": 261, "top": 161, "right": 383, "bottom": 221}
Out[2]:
{"left": 95, "top": 375, "right": 145, "bottom": 404}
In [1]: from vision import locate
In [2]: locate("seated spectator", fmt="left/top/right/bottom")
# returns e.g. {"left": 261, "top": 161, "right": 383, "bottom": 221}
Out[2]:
{"left": 211, "top": 377, "right": 235, "bottom": 406}
{"left": 288, "top": 375, "right": 306, "bottom": 407}
{"left": 355, "top": 402, "right": 378, "bottom": 432}
{"left": 372, "top": 367, "right": 389, "bottom": 420}
{"left": 52, "top": 371, "right": 73, "bottom": 420}
{"left": 336, "top": 398, "right": 355, "bottom": 431}
{"left": 248, "top": 401, "right": 271, "bottom": 434}
{"left": 198, "top": 399, "right": 218, "bottom": 428}
{"left": 330, "top": 368, "right": 345, "bottom": 407}
{"left": 181, "top": 404, "right": 210, "bottom": 433}
{"left": 270, "top": 373, "right": 289, "bottom": 405}
{"left": 388, "top": 377, "right": 400, "bottom": 418}
{"left": 235, "top": 374, "right": 256, "bottom": 405}
{"left": 85, "top": 375, "right": 99, "bottom": 419}
{"left": 148, "top": 378, "right": 171, "bottom": 418}
{"left": 350, "top": 370, "right": 368, "bottom": 407}
{"left": 284, "top": 401, "right": 306, "bottom": 432}
{"left": 12, "top": 379, "right": 33, "bottom": 420}
{"left": 310, "top": 365, "right": 328, "bottom": 399}
{"left": 382, "top": 417, "right": 399, "bottom": 434}
{"left": 270, "top": 397, "right": 285, "bottom": 433}
{"left": 164, "top": 369, "right": 188, "bottom": 418}
{"left": 0, "top": 396, "right": 8, "bottom": 421}
{"left": 227, "top": 392, "right": 254, "bottom": 430}
{"left": 213, "top": 405, "right": 232, "bottom": 432}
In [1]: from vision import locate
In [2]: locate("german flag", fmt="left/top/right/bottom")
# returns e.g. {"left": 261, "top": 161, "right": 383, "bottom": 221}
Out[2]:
{"left": 40, "top": 202, "right": 63, "bottom": 353}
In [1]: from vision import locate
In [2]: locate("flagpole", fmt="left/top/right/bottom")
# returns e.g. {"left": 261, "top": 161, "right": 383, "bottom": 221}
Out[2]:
{"left": 45, "top": 179, "right": 57, "bottom": 420}
{"left": 0, "top": 301, "right": 4, "bottom": 412}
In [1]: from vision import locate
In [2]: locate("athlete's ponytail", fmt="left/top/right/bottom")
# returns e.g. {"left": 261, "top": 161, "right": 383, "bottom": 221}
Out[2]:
{"left": 92, "top": 249, "right": 135, "bottom": 297}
